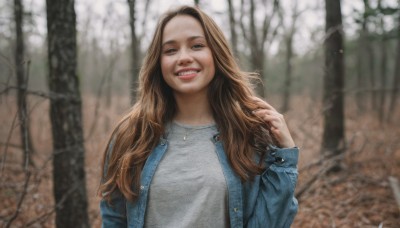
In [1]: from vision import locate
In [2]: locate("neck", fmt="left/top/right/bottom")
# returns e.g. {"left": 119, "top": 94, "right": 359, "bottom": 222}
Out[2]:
{"left": 173, "top": 92, "right": 214, "bottom": 126}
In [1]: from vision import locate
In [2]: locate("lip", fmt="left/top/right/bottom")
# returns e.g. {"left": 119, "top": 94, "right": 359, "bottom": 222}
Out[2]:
{"left": 175, "top": 68, "right": 201, "bottom": 80}
{"left": 175, "top": 68, "right": 201, "bottom": 75}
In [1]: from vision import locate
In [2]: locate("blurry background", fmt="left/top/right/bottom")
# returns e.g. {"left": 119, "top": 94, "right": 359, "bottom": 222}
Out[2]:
{"left": 0, "top": 0, "right": 399, "bottom": 227}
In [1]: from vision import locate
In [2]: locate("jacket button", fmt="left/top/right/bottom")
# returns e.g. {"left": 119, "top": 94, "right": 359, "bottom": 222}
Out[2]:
{"left": 233, "top": 208, "right": 238, "bottom": 212}
{"left": 275, "top": 157, "right": 285, "bottom": 164}
{"left": 140, "top": 185, "right": 145, "bottom": 190}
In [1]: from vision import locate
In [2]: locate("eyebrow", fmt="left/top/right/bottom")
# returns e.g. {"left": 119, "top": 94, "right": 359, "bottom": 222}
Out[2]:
{"left": 161, "top": 36, "right": 205, "bottom": 47}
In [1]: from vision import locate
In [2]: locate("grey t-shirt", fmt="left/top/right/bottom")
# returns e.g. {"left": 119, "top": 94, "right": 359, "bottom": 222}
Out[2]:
{"left": 144, "top": 122, "right": 228, "bottom": 228}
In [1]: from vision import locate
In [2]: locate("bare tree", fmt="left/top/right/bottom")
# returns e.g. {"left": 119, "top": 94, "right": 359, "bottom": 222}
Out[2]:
{"left": 388, "top": 0, "right": 400, "bottom": 120}
{"left": 355, "top": 9, "right": 368, "bottom": 112}
{"left": 14, "top": 0, "right": 34, "bottom": 168}
{"left": 227, "top": 0, "right": 238, "bottom": 55}
{"left": 279, "top": 1, "right": 303, "bottom": 113}
{"left": 364, "top": 0, "right": 378, "bottom": 110}
{"left": 354, "top": 0, "right": 380, "bottom": 113}
{"left": 378, "top": 0, "right": 388, "bottom": 123}
{"left": 239, "top": 0, "right": 281, "bottom": 97}
{"left": 46, "top": 0, "right": 89, "bottom": 227}
{"left": 127, "top": 0, "right": 140, "bottom": 104}
{"left": 321, "top": 0, "right": 345, "bottom": 162}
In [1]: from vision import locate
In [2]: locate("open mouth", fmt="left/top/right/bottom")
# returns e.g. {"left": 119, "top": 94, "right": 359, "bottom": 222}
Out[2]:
{"left": 176, "top": 70, "right": 199, "bottom": 76}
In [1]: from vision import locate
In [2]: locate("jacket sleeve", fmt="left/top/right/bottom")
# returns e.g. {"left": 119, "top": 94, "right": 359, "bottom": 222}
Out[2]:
{"left": 246, "top": 146, "right": 299, "bottom": 228}
{"left": 100, "top": 191, "right": 127, "bottom": 227}
{"left": 99, "top": 138, "right": 128, "bottom": 227}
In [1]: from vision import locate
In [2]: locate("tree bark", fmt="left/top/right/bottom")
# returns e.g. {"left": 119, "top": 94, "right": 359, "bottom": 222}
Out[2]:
{"left": 281, "top": 33, "right": 293, "bottom": 113}
{"left": 249, "top": 0, "right": 265, "bottom": 97}
{"left": 322, "top": 0, "right": 345, "bottom": 159}
{"left": 14, "top": 0, "right": 34, "bottom": 168}
{"left": 240, "top": 0, "right": 279, "bottom": 97}
{"left": 367, "top": 37, "right": 377, "bottom": 110}
{"left": 227, "top": 0, "right": 238, "bottom": 56}
{"left": 388, "top": 0, "right": 400, "bottom": 120}
{"left": 378, "top": 13, "right": 387, "bottom": 123}
{"left": 363, "top": 0, "right": 377, "bottom": 110}
{"left": 281, "top": 2, "right": 299, "bottom": 113}
{"left": 355, "top": 12, "right": 368, "bottom": 112}
{"left": 127, "top": 0, "right": 140, "bottom": 104}
{"left": 46, "top": 0, "right": 89, "bottom": 227}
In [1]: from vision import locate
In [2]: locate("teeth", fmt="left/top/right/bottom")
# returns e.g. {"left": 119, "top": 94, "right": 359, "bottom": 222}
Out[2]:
{"left": 178, "top": 70, "right": 197, "bottom": 76}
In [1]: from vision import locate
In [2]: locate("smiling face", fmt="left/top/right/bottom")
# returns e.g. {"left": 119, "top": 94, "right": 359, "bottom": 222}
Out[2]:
{"left": 161, "top": 15, "right": 215, "bottom": 97}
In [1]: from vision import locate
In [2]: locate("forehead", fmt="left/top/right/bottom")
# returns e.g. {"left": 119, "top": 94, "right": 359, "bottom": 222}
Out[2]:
{"left": 162, "top": 15, "right": 205, "bottom": 42}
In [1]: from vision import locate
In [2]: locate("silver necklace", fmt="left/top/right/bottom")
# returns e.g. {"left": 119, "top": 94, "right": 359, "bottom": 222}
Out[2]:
{"left": 169, "top": 122, "right": 215, "bottom": 141}
{"left": 183, "top": 128, "right": 199, "bottom": 141}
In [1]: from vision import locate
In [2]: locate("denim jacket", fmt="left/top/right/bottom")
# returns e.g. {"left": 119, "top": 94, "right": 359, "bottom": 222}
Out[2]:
{"left": 100, "top": 135, "right": 299, "bottom": 228}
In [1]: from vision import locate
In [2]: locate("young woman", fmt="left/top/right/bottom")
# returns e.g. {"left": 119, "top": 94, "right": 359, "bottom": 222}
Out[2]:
{"left": 99, "top": 5, "right": 298, "bottom": 228}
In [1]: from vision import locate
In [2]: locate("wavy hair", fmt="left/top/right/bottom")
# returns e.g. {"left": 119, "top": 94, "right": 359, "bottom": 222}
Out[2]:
{"left": 99, "top": 5, "right": 274, "bottom": 202}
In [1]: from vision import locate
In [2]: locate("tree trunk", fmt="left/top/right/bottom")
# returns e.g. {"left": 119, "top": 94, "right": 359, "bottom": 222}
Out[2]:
{"left": 388, "top": 0, "right": 400, "bottom": 119}
{"left": 239, "top": 0, "right": 279, "bottom": 97}
{"left": 251, "top": 51, "right": 265, "bottom": 97}
{"left": 355, "top": 18, "right": 368, "bottom": 113}
{"left": 367, "top": 39, "right": 377, "bottom": 110}
{"left": 14, "top": 0, "right": 34, "bottom": 168}
{"left": 378, "top": 15, "right": 387, "bottom": 123}
{"left": 322, "top": 0, "right": 345, "bottom": 159}
{"left": 127, "top": 0, "right": 140, "bottom": 104}
{"left": 46, "top": 0, "right": 89, "bottom": 227}
{"left": 281, "top": 2, "right": 299, "bottom": 113}
{"left": 249, "top": 0, "right": 264, "bottom": 97}
{"left": 105, "top": 58, "right": 112, "bottom": 132}
{"left": 362, "top": 0, "right": 377, "bottom": 110}
{"left": 281, "top": 34, "right": 293, "bottom": 113}
{"left": 227, "top": 0, "right": 238, "bottom": 56}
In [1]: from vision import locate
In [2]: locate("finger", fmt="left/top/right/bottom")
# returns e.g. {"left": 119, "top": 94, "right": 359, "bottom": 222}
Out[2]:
{"left": 251, "top": 97, "right": 277, "bottom": 111}
{"left": 262, "top": 115, "right": 282, "bottom": 128}
{"left": 253, "top": 109, "right": 282, "bottom": 120}
{"left": 253, "top": 110, "right": 282, "bottom": 127}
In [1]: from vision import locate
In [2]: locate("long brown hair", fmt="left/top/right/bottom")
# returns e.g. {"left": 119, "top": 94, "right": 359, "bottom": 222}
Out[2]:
{"left": 99, "top": 5, "right": 274, "bottom": 202}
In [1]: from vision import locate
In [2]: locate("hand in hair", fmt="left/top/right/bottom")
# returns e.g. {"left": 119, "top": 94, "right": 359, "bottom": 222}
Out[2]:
{"left": 251, "top": 97, "right": 295, "bottom": 148}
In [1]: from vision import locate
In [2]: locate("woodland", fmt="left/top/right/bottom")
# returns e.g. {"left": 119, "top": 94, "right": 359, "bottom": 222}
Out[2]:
{"left": 0, "top": 0, "right": 399, "bottom": 227}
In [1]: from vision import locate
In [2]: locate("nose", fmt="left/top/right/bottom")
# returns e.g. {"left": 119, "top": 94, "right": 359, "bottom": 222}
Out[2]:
{"left": 177, "top": 49, "right": 193, "bottom": 65}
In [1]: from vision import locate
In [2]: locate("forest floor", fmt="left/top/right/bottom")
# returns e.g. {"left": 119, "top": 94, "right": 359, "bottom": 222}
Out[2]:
{"left": 0, "top": 95, "right": 399, "bottom": 227}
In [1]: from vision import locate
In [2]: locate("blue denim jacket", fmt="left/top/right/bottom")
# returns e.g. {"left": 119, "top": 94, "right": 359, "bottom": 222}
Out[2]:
{"left": 100, "top": 135, "right": 299, "bottom": 228}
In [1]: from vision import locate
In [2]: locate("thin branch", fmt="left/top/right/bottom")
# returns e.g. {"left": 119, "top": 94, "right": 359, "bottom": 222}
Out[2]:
{"left": 323, "top": 24, "right": 344, "bottom": 43}
{"left": 296, "top": 160, "right": 338, "bottom": 200}
{"left": 25, "top": 184, "right": 79, "bottom": 227}
{"left": 0, "top": 52, "right": 15, "bottom": 87}
{"left": 4, "top": 171, "right": 31, "bottom": 228}
{"left": 0, "top": 85, "right": 81, "bottom": 102}
{"left": 138, "top": 0, "right": 152, "bottom": 42}
{"left": 21, "top": 60, "right": 34, "bottom": 169}
{"left": 0, "top": 142, "right": 21, "bottom": 149}
{"left": 239, "top": 0, "right": 249, "bottom": 44}
{"left": 296, "top": 130, "right": 369, "bottom": 200}
{"left": 343, "top": 87, "right": 400, "bottom": 94}
{"left": 0, "top": 110, "right": 19, "bottom": 176}
{"left": 85, "top": 53, "right": 119, "bottom": 140}
{"left": 249, "top": 0, "right": 259, "bottom": 49}
{"left": 261, "top": 0, "right": 279, "bottom": 47}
